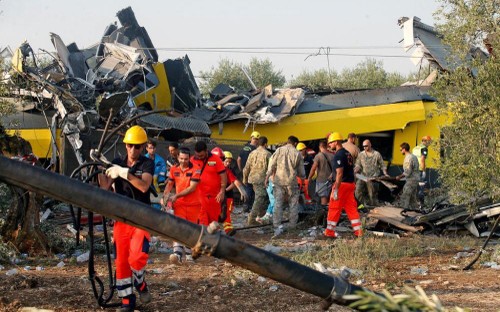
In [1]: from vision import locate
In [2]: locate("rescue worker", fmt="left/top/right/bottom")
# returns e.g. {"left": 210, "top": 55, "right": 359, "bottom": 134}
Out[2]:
{"left": 412, "top": 135, "right": 431, "bottom": 206}
{"left": 212, "top": 149, "right": 248, "bottom": 234}
{"left": 99, "top": 125, "right": 153, "bottom": 312}
{"left": 191, "top": 141, "right": 227, "bottom": 226}
{"left": 243, "top": 136, "right": 271, "bottom": 225}
{"left": 342, "top": 133, "right": 360, "bottom": 164}
{"left": 161, "top": 147, "right": 200, "bottom": 264}
{"left": 296, "top": 142, "right": 314, "bottom": 205}
{"left": 145, "top": 140, "right": 167, "bottom": 209}
{"left": 396, "top": 142, "right": 420, "bottom": 211}
{"left": 237, "top": 131, "right": 260, "bottom": 212}
{"left": 257, "top": 153, "right": 276, "bottom": 224}
{"left": 266, "top": 136, "right": 305, "bottom": 237}
{"left": 308, "top": 140, "right": 334, "bottom": 206}
{"left": 165, "top": 142, "right": 180, "bottom": 171}
{"left": 354, "top": 139, "right": 389, "bottom": 207}
{"left": 325, "top": 132, "right": 362, "bottom": 238}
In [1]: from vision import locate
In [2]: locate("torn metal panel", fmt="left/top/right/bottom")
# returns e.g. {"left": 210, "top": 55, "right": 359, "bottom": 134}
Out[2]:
{"left": 164, "top": 56, "right": 203, "bottom": 113}
{"left": 296, "top": 86, "right": 433, "bottom": 114}
{"left": 139, "top": 113, "right": 211, "bottom": 136}
{"left": 367, "top": 206, "right": 423, "bottom": 233}
{"left": 398, "top": 16, "right": 489, "bottom": 72}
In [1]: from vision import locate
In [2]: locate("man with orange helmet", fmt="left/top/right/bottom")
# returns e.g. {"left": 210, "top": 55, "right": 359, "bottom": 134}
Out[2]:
{"left": 99, "top": 125, "right": 153, "bottom": 312}
{"left": 324, "top": 132, "right": 362, "bottom": 238}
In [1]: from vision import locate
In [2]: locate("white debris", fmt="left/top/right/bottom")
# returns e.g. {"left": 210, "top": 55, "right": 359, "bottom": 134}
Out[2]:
{"left": 56, "top": 261, "right": 65, "bottom": 268}
{"left": 453, "top": 251, "right": 474, "bottom": 259}
{"left": 410, "top": 266, "right": 428, "bottom": 275}
{"left": 76, "top": 251, "right": 90, "bottom": 263}
{"left": 263, "top": 244, "right": 282, "bottom": 254}
{"left": 313, "top": 263, "right": 328, "bottom": 274}
{"left": 5, "top": 268, "right": 18, "bottom": 276}
{"left": 269, "top": 285, "right": 279, "bottom": 292}
{"left": 257, "top": 276, "right": 267, "bottom": 283}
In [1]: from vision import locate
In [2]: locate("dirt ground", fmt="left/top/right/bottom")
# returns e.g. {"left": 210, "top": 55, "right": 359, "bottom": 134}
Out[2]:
{"left": 0, "top": 206, "right": 499, "bottom": 312}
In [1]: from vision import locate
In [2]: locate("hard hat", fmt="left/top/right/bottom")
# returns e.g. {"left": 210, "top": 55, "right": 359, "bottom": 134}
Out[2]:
{"left": 422, "top": 135, "right": 432, "bottom": 141}
{"left": 250, "top": 131, "right": 261, "bottom": 139}
{"left": 327, "top": 132, "right": 343, "bottom": 143}
{"left": 296, "top": 142, "right": 307, "bottom": 151}
{"left": 123, "top": 125, "right": 147, "bottom": 144}
{"left": 223, "top": 151, "right": 233, "bottom": 159}
{"left": 211, "top": 147, "right": 225, "bottom": 159}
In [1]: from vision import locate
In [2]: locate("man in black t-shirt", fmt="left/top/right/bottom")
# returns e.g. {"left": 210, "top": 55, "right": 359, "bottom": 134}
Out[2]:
{"left": 324, "top": 132, "right": 362, "bottom": 238}
{"left": 99, "top": 125, "right": 154, "bottom": 312}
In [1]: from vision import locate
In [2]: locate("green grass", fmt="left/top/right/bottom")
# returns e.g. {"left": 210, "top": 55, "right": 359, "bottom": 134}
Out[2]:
{"left": 290, "top": 235, "right": 478, "bottom": 279}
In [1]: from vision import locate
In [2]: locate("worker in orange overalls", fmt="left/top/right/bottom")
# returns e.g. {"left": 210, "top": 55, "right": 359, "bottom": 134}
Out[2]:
{"left": 211, "top": 148, "right": 248, "bottom": 235}
{"left": 161, "top": 147, "right": 200, "bottom": 264}
{"left": 99, "top": 125, "right": 153, "bottom": 312}
{"left": 190, "top": 141, "right": 227, "bottom": 226}
{"left": 324, "top": 132, "right": 362, "bottom": 238}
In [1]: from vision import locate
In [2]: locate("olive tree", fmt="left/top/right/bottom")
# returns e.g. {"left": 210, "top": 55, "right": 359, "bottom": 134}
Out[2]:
{"left": 432, "top": 0, "right": 499, "bottom": 204}
{"left": 289, "top": 58, "right": 407, "bottom": 90}
{"left": 199, "top": 58, "right": 286, "bottom": 96}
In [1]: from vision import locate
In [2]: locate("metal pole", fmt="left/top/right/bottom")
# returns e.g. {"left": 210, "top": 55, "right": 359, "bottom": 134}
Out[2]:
{"left": 0, "top": 156, "right": 374, "bottom": 309}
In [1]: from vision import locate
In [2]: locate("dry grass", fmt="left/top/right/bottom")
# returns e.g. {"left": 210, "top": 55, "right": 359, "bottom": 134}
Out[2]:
{"left": 290, "top": 235, "right": 479, "bottom": 279}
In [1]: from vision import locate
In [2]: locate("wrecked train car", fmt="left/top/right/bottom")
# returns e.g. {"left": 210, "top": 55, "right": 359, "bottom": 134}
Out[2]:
{"left": 3, "top": 7, "right": 209, "bottom": 174}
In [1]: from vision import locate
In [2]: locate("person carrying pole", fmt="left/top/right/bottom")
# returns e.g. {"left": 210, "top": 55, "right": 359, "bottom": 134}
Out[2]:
{"left": 98, "top": 125, "right": 153, "bottom": 312}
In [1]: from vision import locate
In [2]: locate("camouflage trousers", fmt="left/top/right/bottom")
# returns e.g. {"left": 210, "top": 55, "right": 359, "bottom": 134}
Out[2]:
{"left": 355, "top": 179, "right": 379, "bottom": 206}
{"left": 398, "top": 179, "right": 419, "bottom": 210}
{"left": 247, "top": 183, "right": 269, "bottom": 225}
{"left": 273, "top": 184, "right": 300, "bottom": 228}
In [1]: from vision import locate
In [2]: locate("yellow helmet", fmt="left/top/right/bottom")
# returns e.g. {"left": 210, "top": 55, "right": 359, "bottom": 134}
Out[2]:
{"left": 327, "top": 132, "right": 343, "bottom": 143}
{"left": 296, "top": 142, "right": 307, "bottom": 151}
{"left": 123, "top": 125, "right": 148, "bottom": 144}
{"left": 251, "top": 131, "right": 261, "bottom": 139}
{"left": 223, "top": 151, "right": 233, "bottom": 159}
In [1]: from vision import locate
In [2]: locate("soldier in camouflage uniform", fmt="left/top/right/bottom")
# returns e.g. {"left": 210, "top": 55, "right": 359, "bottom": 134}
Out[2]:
{"left": 396, "top": 142, "right": 420, "bottom": 210}
{"left": 265, "top": 136, "right": 305, "bottom": 234}
{"left": 243, "top": 136, "right": 271, "bottom": 225}
{"left": 354, "top": 139, "right": 389, "bottom": 206}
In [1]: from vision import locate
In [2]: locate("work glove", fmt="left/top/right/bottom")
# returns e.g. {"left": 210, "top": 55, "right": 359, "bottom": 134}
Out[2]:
{"left": 333, "top": 189, "right": 338, "bottom": 201}
{"left": 106, "top": 165, "right": 129, "bottom": 180}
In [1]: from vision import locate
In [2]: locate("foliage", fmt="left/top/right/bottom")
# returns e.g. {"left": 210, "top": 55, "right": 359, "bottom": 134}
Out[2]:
{"left": 432, "top": 0, "right": 499, "bottom": 205}
{"left": 288, "top": 68, "right": 339, "bottom": 91}
{"left": 199, "top": 58, "right": 286, "bottom": 96}
{"left": 347, "top": 286, "right": 468, "bottom": 312}
{"left": 289, "top": 58, "right": 407, "bottom": 90}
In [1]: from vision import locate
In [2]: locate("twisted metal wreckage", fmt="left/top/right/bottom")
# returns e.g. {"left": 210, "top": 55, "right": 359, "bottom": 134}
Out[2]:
{"left": 1, "top": 7, "right": 499, "bottom": 309}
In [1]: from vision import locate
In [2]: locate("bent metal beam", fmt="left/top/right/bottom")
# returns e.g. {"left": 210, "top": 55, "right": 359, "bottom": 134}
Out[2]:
{"left": 0, "top": 156, "right": 375, "bottom": 310}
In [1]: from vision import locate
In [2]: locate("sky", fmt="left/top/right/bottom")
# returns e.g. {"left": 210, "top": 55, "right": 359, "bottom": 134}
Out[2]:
{"left": 0, "top": 0, "right": 441, "bottom": 81}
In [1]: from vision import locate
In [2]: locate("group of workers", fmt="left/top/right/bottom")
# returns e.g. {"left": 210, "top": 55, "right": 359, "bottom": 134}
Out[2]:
{"left": 98, "top": 124, "right": 431, "bottom": 312}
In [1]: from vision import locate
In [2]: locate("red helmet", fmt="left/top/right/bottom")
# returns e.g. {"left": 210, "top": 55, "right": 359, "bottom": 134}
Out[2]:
{"left": 211, "top": 147, "right": 225, "bottom": 160}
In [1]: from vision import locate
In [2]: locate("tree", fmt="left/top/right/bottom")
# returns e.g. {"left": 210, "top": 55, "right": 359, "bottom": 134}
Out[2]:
{"left": 288, "top": 68, "right": 339, "bottom": 91}
{"left": 432, "top": 0, "right": 499, "bottom": 205}
{"left": 338, "top": 58, "right": 406, "bottom": 89}
{"left": 0, "top": 56, "right": 50, "bottom": 255}
{"left": 289, "top": 58, "right": 407, "bottom": 90}
{"left": 199, "top": 58, "right": 286, "bottom": 96}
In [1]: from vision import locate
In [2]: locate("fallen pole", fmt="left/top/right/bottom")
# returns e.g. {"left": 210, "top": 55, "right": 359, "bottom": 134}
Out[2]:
{"left": 0, "top": 156, "right": 377, "bottom": 310}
